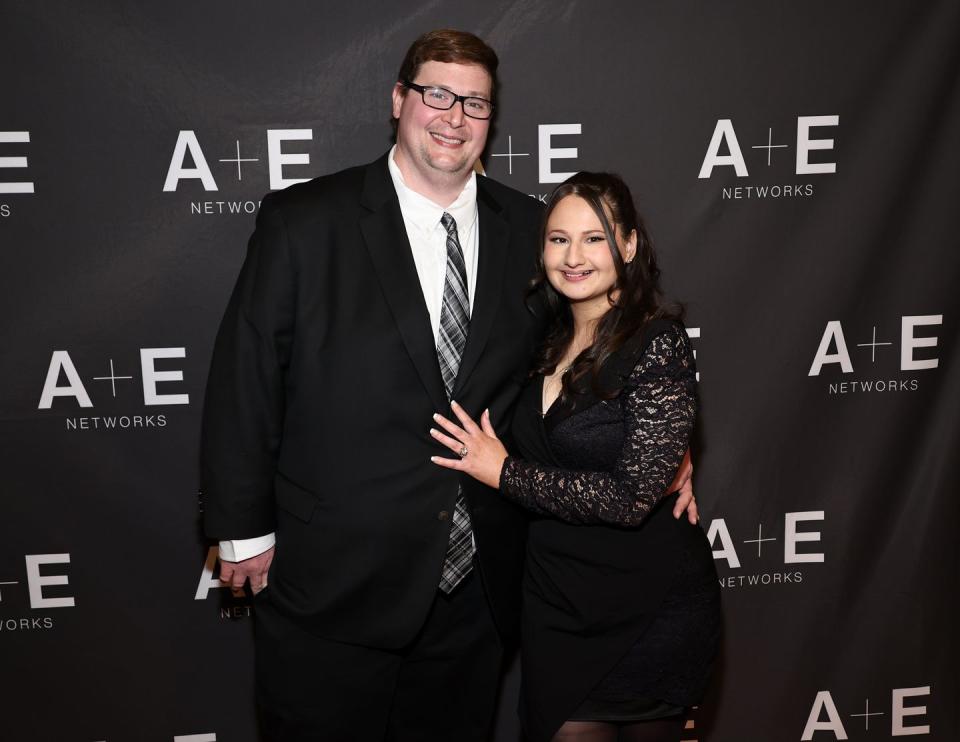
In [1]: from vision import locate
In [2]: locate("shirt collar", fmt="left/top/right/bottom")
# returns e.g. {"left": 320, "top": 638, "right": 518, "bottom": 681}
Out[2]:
{"left": 388, "top": 145, "right": 478, "bottom": 234}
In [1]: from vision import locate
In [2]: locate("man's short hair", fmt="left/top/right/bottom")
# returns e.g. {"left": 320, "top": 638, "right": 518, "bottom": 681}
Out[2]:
{"left": 397, "top": 29, "right": 499, "bottom": 93}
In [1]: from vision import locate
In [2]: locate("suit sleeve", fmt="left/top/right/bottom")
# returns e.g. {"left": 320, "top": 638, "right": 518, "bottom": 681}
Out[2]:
{"left": 499, "top": 327, "right": 696, "bottom": 526}
{"left": 200, "top": 194, "right": 296, "bottom": 539}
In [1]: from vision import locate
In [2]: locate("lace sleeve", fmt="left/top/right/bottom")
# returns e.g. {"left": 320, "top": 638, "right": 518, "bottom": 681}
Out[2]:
{"left": 500, "top": 326, "right": 696, "bottom": 526}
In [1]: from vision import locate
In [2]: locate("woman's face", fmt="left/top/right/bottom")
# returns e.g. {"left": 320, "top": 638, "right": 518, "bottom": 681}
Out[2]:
{"left": 543, "top": 195, "right": 636, "bottom": 316}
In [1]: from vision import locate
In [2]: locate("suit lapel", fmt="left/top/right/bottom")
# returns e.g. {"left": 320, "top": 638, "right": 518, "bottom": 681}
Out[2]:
{"left": 452, "top": 179, "right": 509, "bottom": 399}
{"left": 359, "top": 156, "right": 448, "bottom": 412}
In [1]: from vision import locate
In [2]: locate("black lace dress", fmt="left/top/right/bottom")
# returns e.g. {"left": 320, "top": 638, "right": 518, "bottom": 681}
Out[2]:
{"left": 500, "top": 320, "right": 721, "bottom": 742}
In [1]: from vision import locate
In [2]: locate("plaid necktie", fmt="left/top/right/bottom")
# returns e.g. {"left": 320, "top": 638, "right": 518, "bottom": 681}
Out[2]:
{"left": 437, "top": 212, "right": 476, "bottom": 593}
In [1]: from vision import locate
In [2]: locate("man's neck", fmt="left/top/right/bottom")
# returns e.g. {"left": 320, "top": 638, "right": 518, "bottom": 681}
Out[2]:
{"left": 392, "top": 147, "right": 473, "bottom": 208}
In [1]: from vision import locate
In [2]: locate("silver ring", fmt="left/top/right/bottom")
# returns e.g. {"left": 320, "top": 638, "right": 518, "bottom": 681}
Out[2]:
{"left": 458, "top": 445, "right": 469, "bottom": 458}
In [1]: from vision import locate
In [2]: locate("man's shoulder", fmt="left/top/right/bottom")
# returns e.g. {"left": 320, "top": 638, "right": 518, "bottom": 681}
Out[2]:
{"left": 477, "top": 175, "right": 544, "bottom": 222}
{"left": 260, "top": 160, "right": 371, "bottom": 216}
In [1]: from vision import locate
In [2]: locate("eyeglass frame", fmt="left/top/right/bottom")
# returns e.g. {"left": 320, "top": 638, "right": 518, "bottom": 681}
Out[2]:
{"left": 401, "top": 80, "right": 495, "bottom": 120}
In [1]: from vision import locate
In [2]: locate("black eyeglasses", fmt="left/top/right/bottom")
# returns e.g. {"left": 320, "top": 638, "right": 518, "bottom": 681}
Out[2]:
{"left": 402, "top": 80, "right": 494, "bottom": 120}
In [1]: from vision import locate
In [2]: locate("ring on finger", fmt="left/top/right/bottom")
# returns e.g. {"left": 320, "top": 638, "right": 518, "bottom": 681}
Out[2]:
{"left": 458, "top": 445, "right": 469, "bottom": 458}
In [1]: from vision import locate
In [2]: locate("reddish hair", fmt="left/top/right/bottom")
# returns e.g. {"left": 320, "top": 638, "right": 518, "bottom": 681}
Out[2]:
{"left": 397, "top": 29, "right": 498, "bottom": 90}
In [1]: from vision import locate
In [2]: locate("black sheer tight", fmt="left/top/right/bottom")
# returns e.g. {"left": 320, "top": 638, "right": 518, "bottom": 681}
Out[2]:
{"left": 551, "top": 716, "right": 684, "bottom": 742}
{"left": 618, "top": 717, "right": 686, "bottom": 742}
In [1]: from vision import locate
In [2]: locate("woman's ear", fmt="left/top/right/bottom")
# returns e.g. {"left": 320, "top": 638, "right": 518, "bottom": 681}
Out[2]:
{"left": 623, "top": 229, "right": 638, "bottom": 264}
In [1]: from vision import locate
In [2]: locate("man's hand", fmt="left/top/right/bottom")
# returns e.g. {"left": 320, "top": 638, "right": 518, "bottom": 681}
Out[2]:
{"left": 219, "top": 546, "right": 275, "bottom": 597}
{"left": 668, "top": 448, "right": 699, "bottom": 524}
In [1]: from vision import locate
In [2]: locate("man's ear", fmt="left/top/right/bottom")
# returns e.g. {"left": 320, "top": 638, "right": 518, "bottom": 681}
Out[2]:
{"left": 391, "top": 83, "right": 406, "bottom": 120}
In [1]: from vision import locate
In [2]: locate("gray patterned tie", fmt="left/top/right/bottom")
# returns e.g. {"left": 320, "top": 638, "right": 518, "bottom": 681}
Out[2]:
{"left": 437, "top": 212, "right": 476, "bottom": 593}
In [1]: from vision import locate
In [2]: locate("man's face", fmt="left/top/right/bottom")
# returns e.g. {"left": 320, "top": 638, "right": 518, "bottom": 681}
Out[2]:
{"left": 391, "top": 61, "right": 493, "bottom": 186}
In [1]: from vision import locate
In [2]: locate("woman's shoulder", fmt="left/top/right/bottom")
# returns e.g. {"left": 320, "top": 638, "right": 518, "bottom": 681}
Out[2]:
{"left": 621, "top": 318, "right": 688, "bottom": 354}
{"left": 612, "top": 320, "right": 695, "bottom": 386}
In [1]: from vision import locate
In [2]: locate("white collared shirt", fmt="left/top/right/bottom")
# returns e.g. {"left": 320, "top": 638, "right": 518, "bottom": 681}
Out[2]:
{"left": 220, "top": 147, "right": 481, "bottom": 563}
{"left": 387, "top": 145, "right": 480, "bottom": 334}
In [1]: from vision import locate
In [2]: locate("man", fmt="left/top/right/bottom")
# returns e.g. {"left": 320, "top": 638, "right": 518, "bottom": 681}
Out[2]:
{"left": 201, "top": 29, "right": 696, "bottom": 741}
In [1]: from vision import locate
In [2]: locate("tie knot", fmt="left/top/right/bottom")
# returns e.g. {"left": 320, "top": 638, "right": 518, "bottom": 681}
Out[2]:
{"left": 440, "top": 212, "right": 457, "bottom": 234}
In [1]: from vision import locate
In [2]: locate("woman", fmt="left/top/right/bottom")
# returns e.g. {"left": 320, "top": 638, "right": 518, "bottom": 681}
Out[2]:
{"left": 431, "top": 172, "right": 720, "bottom": 742}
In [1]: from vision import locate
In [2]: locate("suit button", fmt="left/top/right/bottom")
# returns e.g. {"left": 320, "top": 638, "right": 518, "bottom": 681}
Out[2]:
{"left": 437, "top": 510, "right": 449, "bottom": 521}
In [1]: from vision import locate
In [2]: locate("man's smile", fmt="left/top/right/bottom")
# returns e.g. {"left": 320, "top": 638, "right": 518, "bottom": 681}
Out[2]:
{"left": 430, "top": 131, "right": 467, "bottom": 146}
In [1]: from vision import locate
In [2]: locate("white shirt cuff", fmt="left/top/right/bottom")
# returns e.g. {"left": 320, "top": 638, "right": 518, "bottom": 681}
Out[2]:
{"left": 219, "top": 533, "right": 276, "bottom": 562}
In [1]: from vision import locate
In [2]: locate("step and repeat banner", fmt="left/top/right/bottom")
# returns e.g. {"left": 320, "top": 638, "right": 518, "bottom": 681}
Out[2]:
{"left": 2, "top": 1, "right": 957, "bottom": 740}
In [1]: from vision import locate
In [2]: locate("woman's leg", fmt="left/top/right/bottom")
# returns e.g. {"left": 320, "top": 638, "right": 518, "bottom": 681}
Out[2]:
{"left": 552, "top": 720, "right": 620, "bottom": 742}
{"left": 617, "top": 716, "right": 685, "bottom": 742}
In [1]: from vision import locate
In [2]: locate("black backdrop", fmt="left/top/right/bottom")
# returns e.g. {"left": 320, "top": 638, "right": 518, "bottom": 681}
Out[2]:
{"left": 2, "top": 2, "right": 958, "bottom": 740}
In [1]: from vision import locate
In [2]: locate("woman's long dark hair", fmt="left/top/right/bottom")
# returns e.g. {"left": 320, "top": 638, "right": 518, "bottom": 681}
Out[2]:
{"left": 529, "top": 171, "right": 683, "bottom": 401}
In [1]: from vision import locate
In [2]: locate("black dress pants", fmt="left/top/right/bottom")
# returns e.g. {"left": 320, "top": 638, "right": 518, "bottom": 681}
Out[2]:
{"left": 254, "top": 571, "right": 503, "bottom": 742}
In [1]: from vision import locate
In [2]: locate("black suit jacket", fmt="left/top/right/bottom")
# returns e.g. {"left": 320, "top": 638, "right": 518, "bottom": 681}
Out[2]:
{"left": 201, "top": 153, "right": 545, "bottom": 648}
